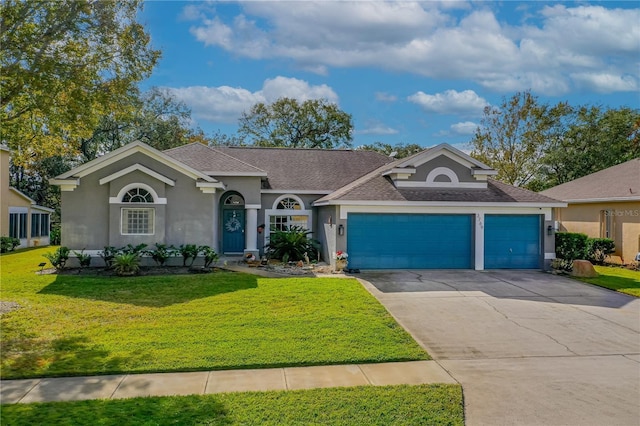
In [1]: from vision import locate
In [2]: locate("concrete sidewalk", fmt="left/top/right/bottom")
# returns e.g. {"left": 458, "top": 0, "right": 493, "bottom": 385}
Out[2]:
{"left": 0, "top": 361, "right": 456, "bottom": 404}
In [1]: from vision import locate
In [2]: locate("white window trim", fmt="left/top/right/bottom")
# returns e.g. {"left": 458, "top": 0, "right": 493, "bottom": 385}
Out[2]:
{"left": 265, "top": 194, "right": 313, "bottom": 244}
{"left": 110, "top": 183, "right": 167, "bottom": 204}
{"left": 121, "top": 207, "right": 155, "bottom": 235}
{"left": 272, "top": 194, "right": 306, "bottom": 210}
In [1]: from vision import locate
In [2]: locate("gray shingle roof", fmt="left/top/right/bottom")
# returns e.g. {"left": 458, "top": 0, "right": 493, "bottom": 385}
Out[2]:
{"left": 540, "top": 158, "right": 640, "bottom": 202}
{"left": 164, "top": 143, "right": 266, "bottom": 175}
{"left": 216, "top": 146, "right": 394, "bottom": 191}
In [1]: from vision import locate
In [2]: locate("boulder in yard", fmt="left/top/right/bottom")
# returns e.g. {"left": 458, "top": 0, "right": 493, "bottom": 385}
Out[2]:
{"left": 571, "top": 260, "right": 599, "bottom": 278}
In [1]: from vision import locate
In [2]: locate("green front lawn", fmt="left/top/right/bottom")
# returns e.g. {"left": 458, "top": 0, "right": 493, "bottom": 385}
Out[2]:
{"left": 1, "top": 248, "right": 427, "bottom": 379}
{"left": 576, "top": 266, "right": 640, "bottom": 297}
{"left": 0, "top": 384, "right": 464, "bottom": 426}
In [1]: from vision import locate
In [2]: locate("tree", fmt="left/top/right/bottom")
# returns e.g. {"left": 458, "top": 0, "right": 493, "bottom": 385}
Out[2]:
{"left": 357, "top": 142, "right": 424, "bottom": 159}
{"left": 470, "top": 91, "right": 570, "bottom": 188}
{"left": 77, "top": 87, "right": 199, "bottom": 161}
{"left": 540, "top": 106, "right": 640, "bottom": 188}
{"left": 238, "top": 98, "right": 353, "bottom": 148}
{"left": 1, "top": 0, "right": 160, "bottom": 166}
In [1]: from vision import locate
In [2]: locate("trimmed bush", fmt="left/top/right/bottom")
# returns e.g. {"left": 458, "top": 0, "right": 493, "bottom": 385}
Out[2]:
{"left": 587, "top": 238, "right": 615, "bottom": 265}
{"left": 0, "top": 236, "right": 20, "bottom": 253}
{"left": 555, "top": 232, "right": 616, "bottom": 270}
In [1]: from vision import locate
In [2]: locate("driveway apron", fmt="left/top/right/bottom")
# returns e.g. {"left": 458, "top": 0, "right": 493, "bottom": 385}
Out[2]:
{"left": 359, "top": 270, "right": 640, "bottom": 426}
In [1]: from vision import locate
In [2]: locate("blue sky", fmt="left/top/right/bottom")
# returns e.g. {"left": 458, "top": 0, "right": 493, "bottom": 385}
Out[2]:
{"left": 139, "top": 1, "right": 640, "bottom": 150}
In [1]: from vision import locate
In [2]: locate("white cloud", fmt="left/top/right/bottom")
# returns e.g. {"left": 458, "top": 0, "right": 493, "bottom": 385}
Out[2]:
{"left": 571, "top": 72, "right": 638, "bottom": 93}
{"left": 408, "top": 90, "right": 488, "bottom": 115}
{"left": 186, "top": 2, "right": 640, "bottom": 95}
{"left": 261, "top": 77, "right": 338, "bottom": 103}
{"left": 356, "top": 122, "right": 399, "bottom": 135}
{"left": 375, "top": 92, "right": 398, "bottom": 102}
{"left": 450, "top": 121, "right": 478, "bottom": 135}
{"left": 167, "top": 77, "right": 339, "bottom": 124}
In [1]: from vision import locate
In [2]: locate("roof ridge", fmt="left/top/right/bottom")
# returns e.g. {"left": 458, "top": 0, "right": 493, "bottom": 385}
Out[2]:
{"left": 318, "top": 160, "right": 399, "bottom": 202}
{"left": 208, "top": 147, "right": 267, "bottom": 173}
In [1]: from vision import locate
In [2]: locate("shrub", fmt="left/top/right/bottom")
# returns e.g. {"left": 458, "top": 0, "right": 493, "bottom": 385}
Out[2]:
{"left": 99, "top": 246, "right": 118, "bottom": 269}
{"left": 49, "top": 224, "right": 61, "bottom": 245}
{"left": 0, "top": 236, "right": 20, "bottom": 253}
{"left": 146, "top": 243, "right": 176, "bottom": 266}
{"left": 587, "top": 238, "right": 615, "bottom": 265}
{"left": 266, "top": 227, "right": 319, "bottom": 262}
{"left": 179, "top": 244, "right": 199, "bottom": 267}
{"left": 555, "top": 232, "right": 589, "bottom": 260}
{"left": 121, "top": 244, "right": 148, "bottom": 255}
{"left": 199, "top": 245, "right": 219, "bottom": 268}
{"left": 44, "top": 246, "right": 70, "bottom": 270}
{"left": 113, "top": 253, "right": 140, "bottom": 276}
{"left": 73, "top": 249, "right": 92, "bottom": 268}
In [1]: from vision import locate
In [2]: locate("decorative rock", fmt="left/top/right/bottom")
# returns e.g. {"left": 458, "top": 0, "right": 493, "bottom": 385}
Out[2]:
{"left": 571, "top": 260, "right": 598, "bottom": 278}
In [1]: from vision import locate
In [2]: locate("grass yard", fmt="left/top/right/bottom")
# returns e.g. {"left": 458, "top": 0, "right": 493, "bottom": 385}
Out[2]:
{"left": 0, "top": 248, "right": 428, "bottom": 379}
{"left": 0, "top": 384, "right": 464, "bottom": 426}
{"left": 576, "top": 266, "right": 640, "bottom": 297}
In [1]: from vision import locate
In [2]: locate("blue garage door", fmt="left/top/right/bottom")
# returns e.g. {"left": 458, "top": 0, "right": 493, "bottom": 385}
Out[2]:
{"left": 484, "top": 215, "right": 541, "bottom": 269}
{"left": 347, "top": 214, "right": 473, "bottom": 269}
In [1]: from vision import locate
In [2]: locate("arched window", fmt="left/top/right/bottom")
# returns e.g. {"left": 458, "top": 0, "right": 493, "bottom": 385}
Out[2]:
{"left": 122, "top": 187, "right": 154, "bottom": 203}
{"left": 267, "top": 195, "right": 310, "bottom": 233}
{"left": 118, "top": 186, "right": 157, "bottom": 235}
{"left": 277, "top": 197, "right": 301, "bottom": 210}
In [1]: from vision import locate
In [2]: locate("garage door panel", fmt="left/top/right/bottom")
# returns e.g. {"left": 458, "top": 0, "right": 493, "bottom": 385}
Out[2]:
{"left": 347, "top": 214, "right": 473, "bottom": 269}
{"left": 485, "top": 215, "right": 541, "bottom": 269}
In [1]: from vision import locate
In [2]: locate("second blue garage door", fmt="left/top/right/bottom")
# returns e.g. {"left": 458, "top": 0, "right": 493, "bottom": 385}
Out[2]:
{"left": 347, "top": 213, "right": 473, "bottom": 269}
{"left": 484, "top": 215, "right": 542, "bottom": 269}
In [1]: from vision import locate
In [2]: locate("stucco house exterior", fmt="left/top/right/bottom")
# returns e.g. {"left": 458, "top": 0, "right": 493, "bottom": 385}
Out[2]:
{"left": 51, "top": 141, "right": 564, "bottom": 270}
{"left": 1, "top": 146, "right": 54, "bottom": 248}
{"left": 541, "top": 159, "right": 640, "bottom": 264}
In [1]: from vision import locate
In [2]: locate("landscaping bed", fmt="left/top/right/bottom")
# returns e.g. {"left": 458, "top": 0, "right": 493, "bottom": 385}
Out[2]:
{"left": 1, "top": 248, "right": 428, "bottom": 379}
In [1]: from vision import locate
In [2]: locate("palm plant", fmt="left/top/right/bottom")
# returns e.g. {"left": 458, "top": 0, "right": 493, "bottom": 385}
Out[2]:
{"left": 266, "top": 227, "right": 319, "bottom": 262}
{"left": 113, "top": 253, "right": 140, "bottom": 276}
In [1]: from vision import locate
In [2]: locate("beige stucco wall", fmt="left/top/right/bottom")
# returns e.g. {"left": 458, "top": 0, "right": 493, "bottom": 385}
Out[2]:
{"left": 0, "top": 148, "right": 10, "bottom": 236}
{"left": 554, "top": 201, "right": 640, "bottom": 263}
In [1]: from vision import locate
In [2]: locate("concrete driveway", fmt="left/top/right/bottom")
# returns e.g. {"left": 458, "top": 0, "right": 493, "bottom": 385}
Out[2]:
{"left": 358, "top": 270, "right": 640, "bottom": 426}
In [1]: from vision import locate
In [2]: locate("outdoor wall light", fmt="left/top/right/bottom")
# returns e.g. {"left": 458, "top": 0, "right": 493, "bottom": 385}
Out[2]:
{"left": 338, "top": 224, "right": 345, "bottom": 236}
{"left": 547, "top": 225, "right": 553, "bottom": 236}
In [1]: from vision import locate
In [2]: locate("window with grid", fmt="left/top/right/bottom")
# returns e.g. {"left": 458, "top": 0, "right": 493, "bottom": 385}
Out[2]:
{"left": 122, "top": 187, "right": 154, "bottom": 203}
{"left": 121, "top": 208, "right": 154, "bottom": 235}
{"left": 269, "top": 214, "right": 309, "bottom": 232}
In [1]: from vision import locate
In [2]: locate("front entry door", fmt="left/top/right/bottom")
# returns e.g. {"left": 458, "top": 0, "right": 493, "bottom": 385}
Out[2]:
{"left": 222, "top": 209, "right": 245, "bottom": 253}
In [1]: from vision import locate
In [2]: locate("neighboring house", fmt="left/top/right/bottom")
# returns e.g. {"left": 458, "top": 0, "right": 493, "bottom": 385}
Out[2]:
{"left": 1, "top": 146, "right": 54, "bottom": 248}
{"left": 541, "top": 159, "right": 640, "bottom": 264}
{"left": 51, "top": 141, "right": 564, "bottom": 270}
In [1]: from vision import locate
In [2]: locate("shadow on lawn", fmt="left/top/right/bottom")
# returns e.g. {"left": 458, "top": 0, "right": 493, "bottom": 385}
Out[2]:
{"left": 37, "top": 272, "right": 259, "bottom": 307}
{"left": 1, "top": 328, "right": 135, "bottom": 380}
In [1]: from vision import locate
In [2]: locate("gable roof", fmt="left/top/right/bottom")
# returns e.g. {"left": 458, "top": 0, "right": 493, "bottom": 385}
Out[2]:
{"left": 215, "top": 146, "right": 394, "bottom": 191}
{"left": 315, "top": 150, "right": 564, "bottom": 206}
{"left": 164, "top": 143, "right": 267, "bottom": 176}
{"left": 540, "top": 159, "right": 640, "bottom": 203}
{"left": 54, "top": 141, "right": 217, "bottom": 183}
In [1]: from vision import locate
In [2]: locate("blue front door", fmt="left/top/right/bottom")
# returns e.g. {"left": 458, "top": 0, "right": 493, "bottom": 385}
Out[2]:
{"left": 484, "top": 215, "right": 542, "bottom": 269}
{"left": 347, "top": 213, "right": 473, "bottom": 269}
{"left": 222, "top": 209, "right": 245, "bottom": 253}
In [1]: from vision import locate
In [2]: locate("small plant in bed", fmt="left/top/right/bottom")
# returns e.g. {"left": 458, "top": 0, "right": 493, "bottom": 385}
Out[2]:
{"left": 112, "top": 252, "right": 140, "bottom": 276}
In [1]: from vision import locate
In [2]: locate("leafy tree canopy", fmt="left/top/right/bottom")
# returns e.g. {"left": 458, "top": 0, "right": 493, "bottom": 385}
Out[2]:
{"left": 238, "top": 98, "right": 353, "bottom": 149}
{"left": 1, "top": 0, "right": 160, "bottom": 166}
{"left": 357, "top": 142, "right": 424, "bottom": 159}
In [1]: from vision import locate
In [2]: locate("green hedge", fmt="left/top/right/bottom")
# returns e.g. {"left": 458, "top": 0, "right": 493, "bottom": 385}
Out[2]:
{"left": 555, "top": 232, "right": 615, "bottom": 270}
